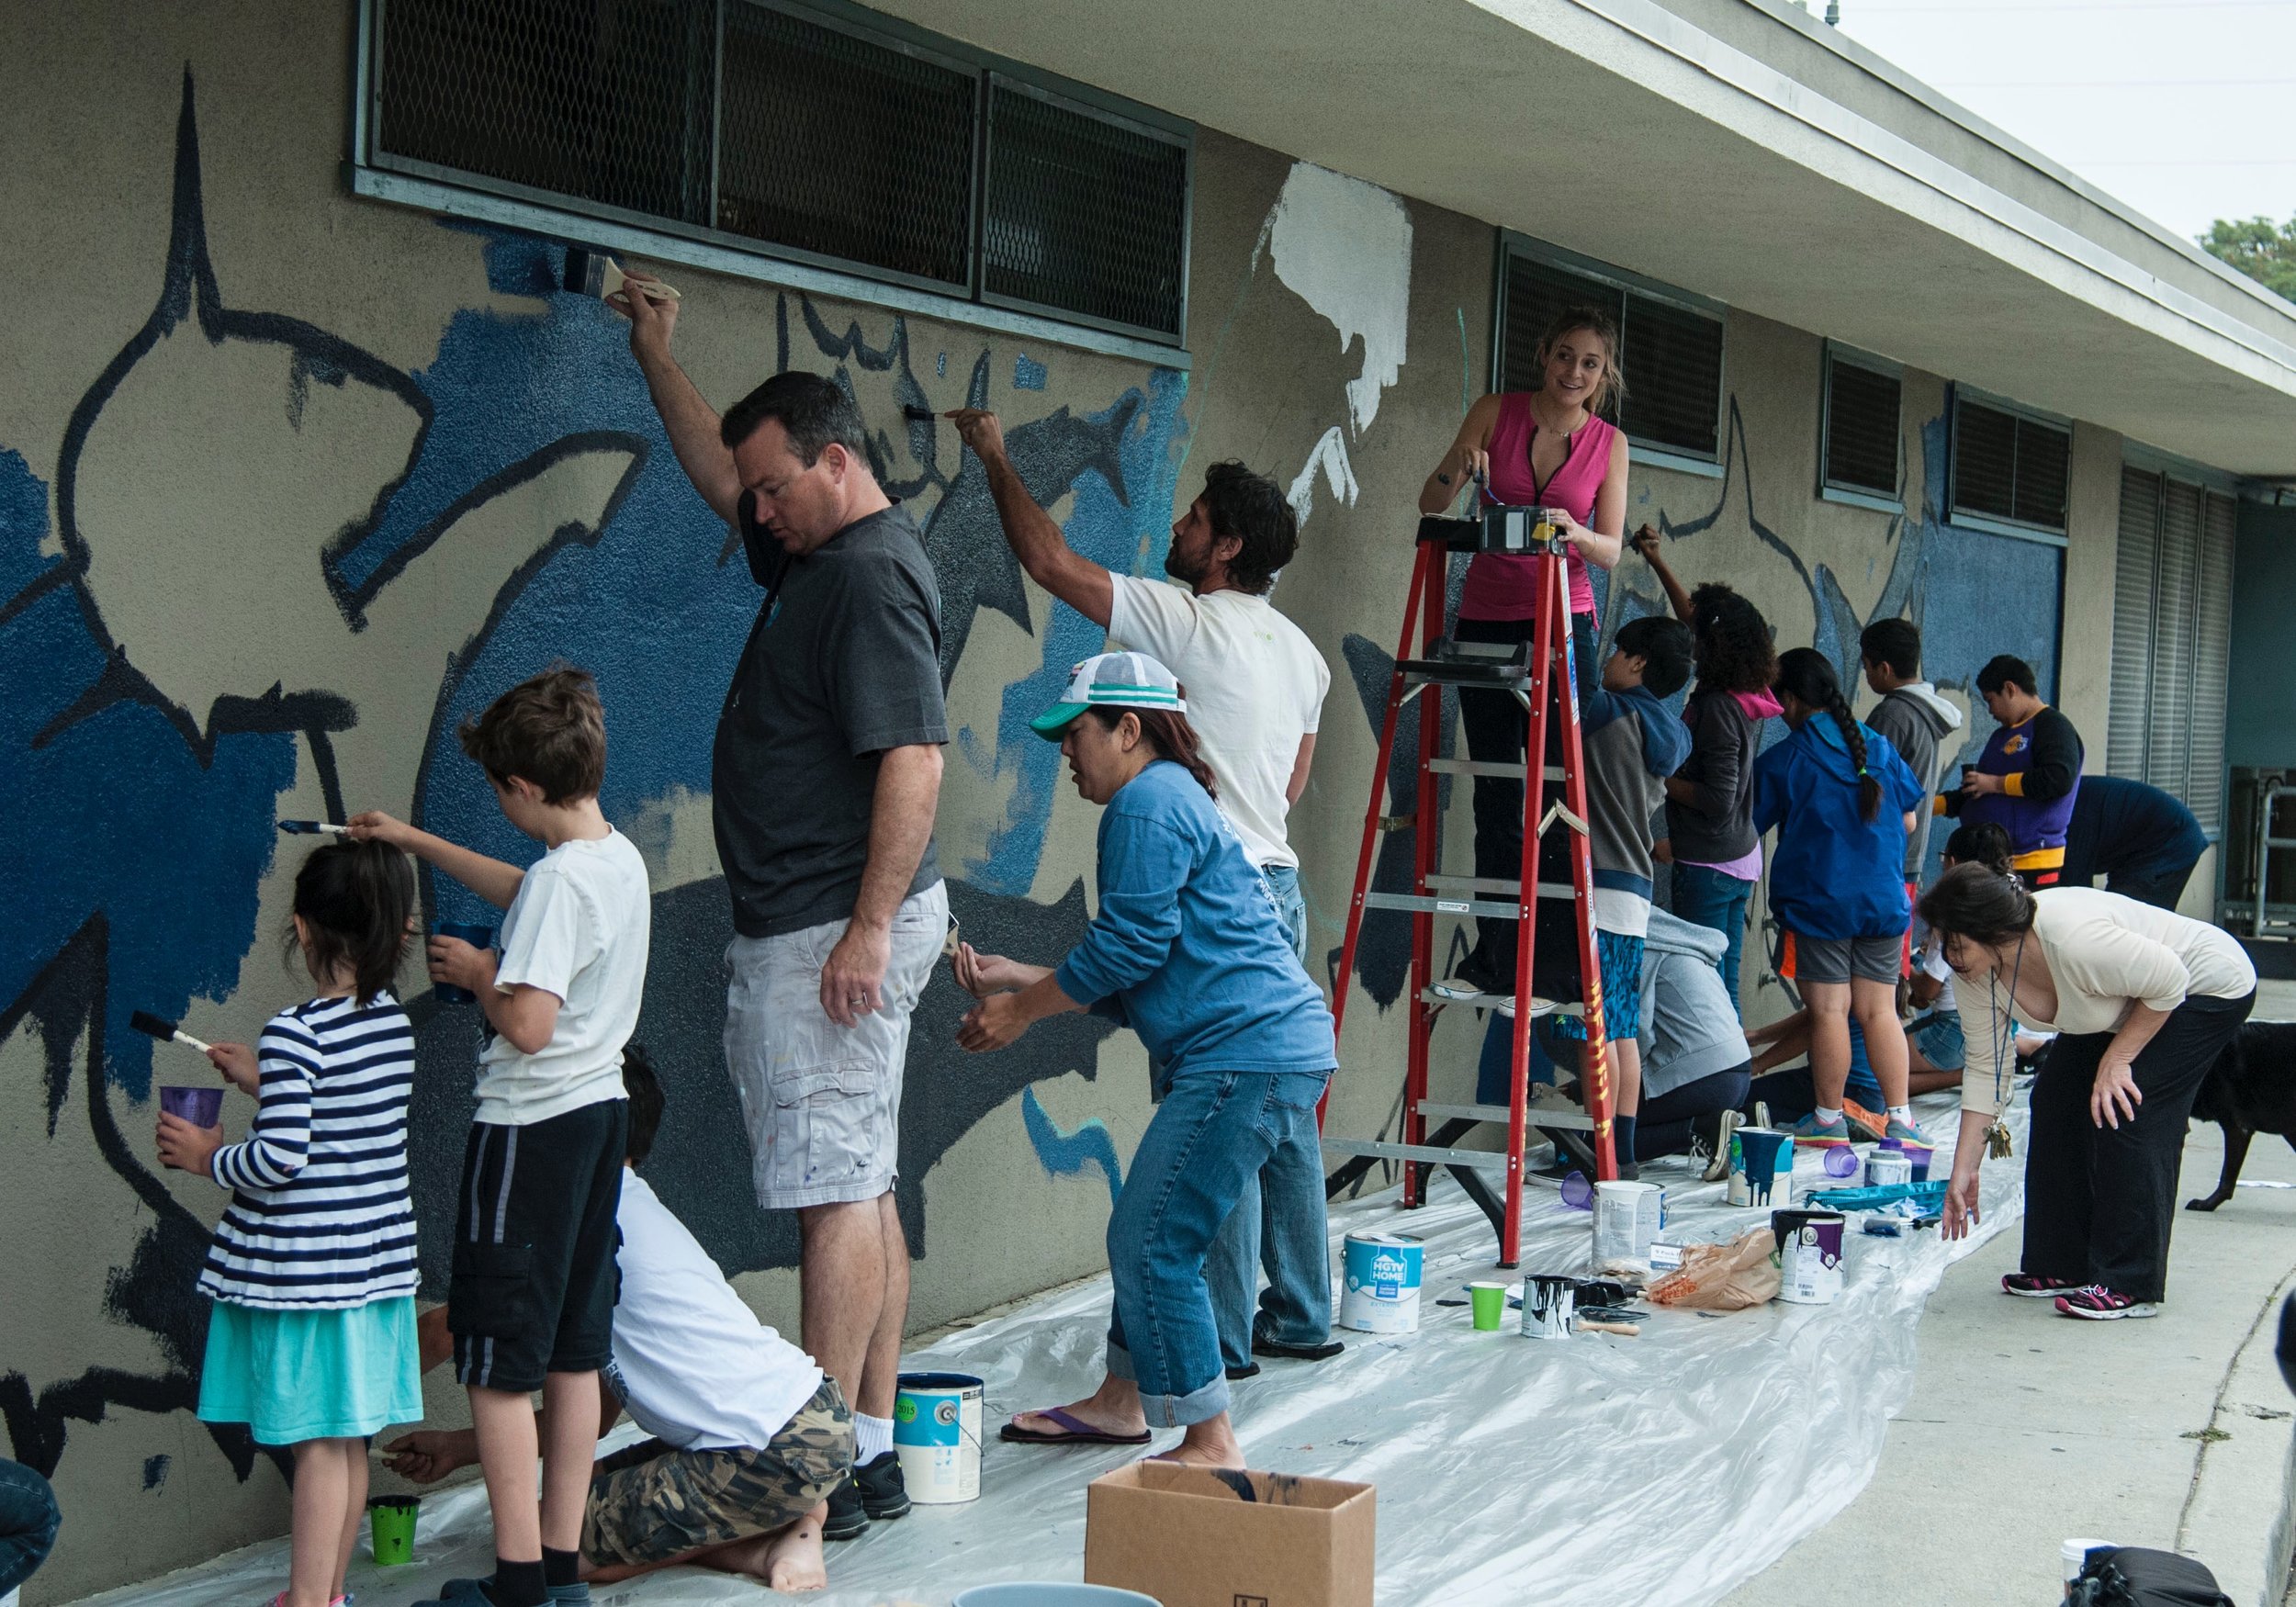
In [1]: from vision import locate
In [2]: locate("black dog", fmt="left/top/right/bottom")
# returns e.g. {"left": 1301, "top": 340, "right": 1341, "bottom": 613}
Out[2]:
{"left": 2186, "top": 1019, "right": 2296, "bottom": 1212}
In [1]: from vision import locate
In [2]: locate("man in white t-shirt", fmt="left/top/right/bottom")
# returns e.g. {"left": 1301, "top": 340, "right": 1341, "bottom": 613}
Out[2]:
{"left": 387, "top": 1053, "right": 854, "bottom": 1594}
{"left": 951, "top": 410, "right": 1341, "bottom": 1373}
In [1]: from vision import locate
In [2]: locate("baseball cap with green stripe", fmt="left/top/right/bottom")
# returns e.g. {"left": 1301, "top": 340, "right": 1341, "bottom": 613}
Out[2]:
{"left": 1028, "top": 650, "right": 1188, "bottom": 740}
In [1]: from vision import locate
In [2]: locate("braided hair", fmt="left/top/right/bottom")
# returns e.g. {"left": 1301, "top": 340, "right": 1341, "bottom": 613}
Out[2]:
{"left": 1775, "top": 647, "right": 1880, "bottom": 823}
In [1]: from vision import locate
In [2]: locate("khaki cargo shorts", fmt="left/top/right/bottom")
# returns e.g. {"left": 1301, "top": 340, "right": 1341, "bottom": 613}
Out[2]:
{"left": 724, "top": 880, "right": 948, "bottom": 1210}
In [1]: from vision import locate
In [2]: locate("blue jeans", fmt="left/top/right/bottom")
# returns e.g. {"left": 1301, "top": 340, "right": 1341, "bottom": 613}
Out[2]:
{"left": 0, "top": 1459, "right": 60, "bottom": 1597}
{"left": 1108, "top": 1070, "right": 1329, "bottom": 1426}
{"left": 1670, "top": 862, "right": 1753, "bottom": 1016}
{"left": 1199, "top": 865, "right": 1334, "bottom": 1365}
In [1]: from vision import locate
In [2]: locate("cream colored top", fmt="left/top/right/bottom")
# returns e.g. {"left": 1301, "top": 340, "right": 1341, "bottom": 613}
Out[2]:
{"left": 1955, "top": 887, "right": 2254, "bottom": 1118}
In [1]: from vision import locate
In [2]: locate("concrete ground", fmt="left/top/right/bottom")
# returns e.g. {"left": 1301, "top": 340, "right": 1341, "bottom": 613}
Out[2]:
{"left": 1727, "top": 979, "right": 2296, "bottom": 1607}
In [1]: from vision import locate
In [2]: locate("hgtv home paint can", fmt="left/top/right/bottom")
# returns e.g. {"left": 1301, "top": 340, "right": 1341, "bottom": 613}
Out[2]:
{"left": 1338, "top": 1232, "right": 1424, "bottom": 1332}
{"left": 1591, "top": 1180, "right": 1665, "bottom": 1265}
{"left": 894, "top": 1372, "right": 985, "bottom": 1504}
{"left": 1772, "top": 1210, "right": 1846, "bottom": 1305}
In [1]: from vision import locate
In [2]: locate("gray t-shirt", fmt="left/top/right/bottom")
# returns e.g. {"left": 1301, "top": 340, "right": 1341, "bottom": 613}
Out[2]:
{"left": 711, "top": 502, "right": 947, "bottom": 938}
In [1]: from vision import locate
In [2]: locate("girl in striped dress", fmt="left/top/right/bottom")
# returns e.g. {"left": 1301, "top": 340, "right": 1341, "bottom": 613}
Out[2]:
{"left": 155, "top": 839, "right": 423, "bottom": 1607}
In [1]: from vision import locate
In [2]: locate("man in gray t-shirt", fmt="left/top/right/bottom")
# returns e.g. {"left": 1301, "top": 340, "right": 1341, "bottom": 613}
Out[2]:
{"left": 618, "top": 275, "right": 945, "bottom": 1542}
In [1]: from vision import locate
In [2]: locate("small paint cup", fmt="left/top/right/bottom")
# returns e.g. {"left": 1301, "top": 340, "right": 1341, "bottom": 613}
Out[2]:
{"left": 368, "top": 1494, "right": 420, "bottom": 1564}
{"left": 1822, "top": 1145, "right": 1861, "bottom": 1178}
{"left": 158, "top": 1085, "right": 223, "bottom": 1129}
{"left": 1467, "top": 1281, "right": 1508, "bottom": 1331}
{"left": 1903, "top": 1143, "right": 1935, "bottom": 1183}
{"left": 430, "top": 921, "right": 494, "bottom": 1006}
{"left": 1558, "top": 1170, "right": 1595, "bottom": 1211}
{"left": 2062, "top": 1537, "right": 2114, "bottom": 1589}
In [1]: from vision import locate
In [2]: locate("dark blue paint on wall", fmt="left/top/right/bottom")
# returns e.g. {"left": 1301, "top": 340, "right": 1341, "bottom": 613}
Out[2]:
{"left": 1019, "top": 1087, "right": 1123, "bottom": 1205}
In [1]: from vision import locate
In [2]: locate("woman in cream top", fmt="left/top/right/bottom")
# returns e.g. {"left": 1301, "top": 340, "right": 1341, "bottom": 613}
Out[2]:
{"left": 1921, "top": 867, "right": 2254, "bottom": 1320}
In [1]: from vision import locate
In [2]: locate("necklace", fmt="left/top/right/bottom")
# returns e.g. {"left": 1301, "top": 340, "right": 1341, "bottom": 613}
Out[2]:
{"left": 1985, "top": 935, "right": 2026, "bottom": 1159}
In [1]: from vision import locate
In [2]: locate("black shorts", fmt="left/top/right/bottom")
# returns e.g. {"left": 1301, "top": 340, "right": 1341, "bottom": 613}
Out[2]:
{"left": 450, "top": 1099, "right": 627, "bottom": 1393}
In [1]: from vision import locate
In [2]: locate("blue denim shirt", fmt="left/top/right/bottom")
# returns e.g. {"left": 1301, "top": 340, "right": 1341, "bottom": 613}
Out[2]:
{"left": 1056, "top": 761, "right": 1335, "bottom": 1081}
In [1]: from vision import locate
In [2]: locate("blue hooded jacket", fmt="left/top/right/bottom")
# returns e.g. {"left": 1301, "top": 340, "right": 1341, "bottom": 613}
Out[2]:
{"left": 1750, "top": 714, "right": 1925, "bottom": 941}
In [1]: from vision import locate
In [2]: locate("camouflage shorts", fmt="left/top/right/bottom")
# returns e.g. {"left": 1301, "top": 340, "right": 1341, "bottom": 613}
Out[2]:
{"left": 581, "top": 1377, "right": 854, "bottom": 1566}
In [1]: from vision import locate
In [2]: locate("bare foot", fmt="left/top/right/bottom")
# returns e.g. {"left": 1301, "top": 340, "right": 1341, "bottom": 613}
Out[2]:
{"left": 1152, "top": 1413, "right": 1244, "bottom": 1469}
{"left": 1009, "top": 1372, "right": 1147, "bottom": 1439}
{"left": 761, "top": 1509, "right": 828, "bottom": 1593}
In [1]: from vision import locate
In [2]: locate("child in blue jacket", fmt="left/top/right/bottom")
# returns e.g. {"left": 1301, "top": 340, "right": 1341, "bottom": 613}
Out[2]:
{"left": 1750, "top": 648, "right": 1929, "bottom": 1148}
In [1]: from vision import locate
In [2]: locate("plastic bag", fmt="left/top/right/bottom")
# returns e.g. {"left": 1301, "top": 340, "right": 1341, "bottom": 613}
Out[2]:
{"left": 1649, "top": 1227, "right": 1779, "bottom": 1309}
{"left": 2069, "top": 1547, "right": 2233, "bottom": 1606}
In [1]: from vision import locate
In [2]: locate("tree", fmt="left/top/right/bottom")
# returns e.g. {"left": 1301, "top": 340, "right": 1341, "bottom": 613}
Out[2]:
{"left": 2200, "top": 215, "right": 2296, "bottom": 303}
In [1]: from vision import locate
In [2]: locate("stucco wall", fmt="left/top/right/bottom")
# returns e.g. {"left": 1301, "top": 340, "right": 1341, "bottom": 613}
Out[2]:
{"left": 2, "top": 5, "right": 2098, "bottom": 1597}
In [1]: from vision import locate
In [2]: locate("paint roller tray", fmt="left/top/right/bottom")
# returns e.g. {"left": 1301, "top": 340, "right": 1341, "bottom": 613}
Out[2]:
{"left": 1804, "top": 1180, "right": 1948, "bottom": 1211}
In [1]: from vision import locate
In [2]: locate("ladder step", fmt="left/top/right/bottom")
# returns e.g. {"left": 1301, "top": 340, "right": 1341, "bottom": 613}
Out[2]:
{"left": 1320, "top": 1139, "right": 1507, "bottom": 1171}
{"left": 1364, "top": 887, "right": 1577, "bottom": 918}
{"left": 1399, "top": 661, "right": 1531, "bottom": 686}
{"left": 1417, "top": 1097, "right": 1595, "bottom": 1129}
{"left": 1424, "top": 759, "right": 1566, "bottom": 781}
{"left": 1417, "top": 986, "right": 1584, "bottom": 1017}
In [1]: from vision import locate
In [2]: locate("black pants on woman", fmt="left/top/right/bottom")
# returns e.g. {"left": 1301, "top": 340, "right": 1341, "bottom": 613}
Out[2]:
{"left": 1455, "top": 612, "right": 1598, "bottom": 990}
{"left": 2021, "top": 991, "right": 2255, "bottom": 1302}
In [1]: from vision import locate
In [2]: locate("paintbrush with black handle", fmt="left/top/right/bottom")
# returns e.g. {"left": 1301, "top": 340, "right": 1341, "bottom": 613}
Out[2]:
{"left": 130, "top": 1010, "right": 213, "bottom": 1056}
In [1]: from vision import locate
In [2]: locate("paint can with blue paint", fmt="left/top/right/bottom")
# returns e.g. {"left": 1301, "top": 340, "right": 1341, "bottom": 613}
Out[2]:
{"left": 430, "top": 921, "right": 493, "bottom": 1006}
{"left": 1338, "top": 1231, "right": 1424, "bottom": 1333}
{"left": 895, "top": 1372, "right": 985, "bottom": 1504}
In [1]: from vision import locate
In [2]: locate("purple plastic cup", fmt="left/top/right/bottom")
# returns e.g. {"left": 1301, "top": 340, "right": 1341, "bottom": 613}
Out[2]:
{"left": 1823, "top": 1145, "right": 1861, "bottom": 1178}
{"left": 431, "top": 921, "right": 495, "bottom": 1006}
{"left": 160, "top": 1084, "right": 223, "bottom": 1129}
{"left": 1903, "top": 1143, "right": 1935, "bottom": 1183}
{"left": 1558, "top": 1170, "right": 1595, "bottom": 1211}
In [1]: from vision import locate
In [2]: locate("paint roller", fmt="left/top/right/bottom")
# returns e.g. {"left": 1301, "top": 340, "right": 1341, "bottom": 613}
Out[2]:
{"left": 563, "top": 248, "right": 681, "bottom": 304}
{"left": 277, "top": 820, "right": 349, "bottom": 836}
{"left": 130, "top": 1011, "right": 213, "bottom": 1056}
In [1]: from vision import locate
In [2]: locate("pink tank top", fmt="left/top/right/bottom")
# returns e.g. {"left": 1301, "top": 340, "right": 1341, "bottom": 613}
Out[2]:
{"left": 1457, "top": 395, "right": 1616, "bottom": 621}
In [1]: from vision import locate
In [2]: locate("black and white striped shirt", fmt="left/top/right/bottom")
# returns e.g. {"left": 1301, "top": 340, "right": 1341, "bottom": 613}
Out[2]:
{"left": 197, "top": 994, "right": 420, "bottom": 1309}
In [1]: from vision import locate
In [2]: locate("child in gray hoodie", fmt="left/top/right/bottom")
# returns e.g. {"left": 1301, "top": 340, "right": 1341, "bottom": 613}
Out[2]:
{"left": 1859, "top": 617, "right": 1964, "bottom": 883}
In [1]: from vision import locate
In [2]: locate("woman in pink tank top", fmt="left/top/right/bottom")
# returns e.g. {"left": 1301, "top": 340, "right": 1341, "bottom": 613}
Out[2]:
{"left": 1415, "top": 306, "right": 1632, "bottom": 1003}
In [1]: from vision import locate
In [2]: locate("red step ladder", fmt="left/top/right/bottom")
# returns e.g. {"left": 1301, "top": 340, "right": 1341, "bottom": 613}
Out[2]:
{"left": 1322, "top": 510, "right": 1618, "bottom": 1267}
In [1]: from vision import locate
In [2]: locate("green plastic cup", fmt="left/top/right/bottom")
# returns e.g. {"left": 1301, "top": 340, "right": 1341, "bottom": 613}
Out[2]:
{"left": 1468, "top": 1280, "right": 1508, "bottom": 1332}
{"left": 368, "top": 1494, "right": 419, "bottom": 1565}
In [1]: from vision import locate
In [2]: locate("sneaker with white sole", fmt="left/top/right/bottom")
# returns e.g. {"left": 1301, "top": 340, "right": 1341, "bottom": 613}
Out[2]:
{"left": 2054, "top": 1286, "right": 2158, "bottom": 1320}
{"left": 1784, "top": 1112, "right": 1851, "bottom": 1147}
{"left": 2001, "top": 1272, "right": 2082, "bottom": 1299}
{"left": 1697, "top": 1109, "right": 1740, "bottom": 1184}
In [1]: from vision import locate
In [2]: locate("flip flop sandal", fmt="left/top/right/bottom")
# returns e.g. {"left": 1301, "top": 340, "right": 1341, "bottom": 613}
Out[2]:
{"left": 999, "top": 1406, "right": 1153, "bottom": 1445}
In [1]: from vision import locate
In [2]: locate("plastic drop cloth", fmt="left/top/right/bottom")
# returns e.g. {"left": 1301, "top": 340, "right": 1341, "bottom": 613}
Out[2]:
{"left": 74, "top": 1093, "right": 2026, "bottom": 1607}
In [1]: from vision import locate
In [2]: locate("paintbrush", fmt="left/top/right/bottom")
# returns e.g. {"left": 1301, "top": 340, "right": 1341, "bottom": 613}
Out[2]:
{"left": 277, "top": 820, "right": 349, "bottom": 836}
{"left": 564, "top": 248, "right": 681, "bottom": 303}
{"left": 130, "top": 1011, "right": 213, "bottom": 1056}
{"left": 902, "top": 405, "right": 940, "bottom": 422}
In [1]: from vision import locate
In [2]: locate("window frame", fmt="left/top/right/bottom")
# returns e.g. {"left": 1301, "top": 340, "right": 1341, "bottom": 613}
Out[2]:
{"left": 349, "top": 0, "right": 1196, "bottom": 364}
{"left": 1816, "top": 341, "right": 1905, "bottom": 514}
{"left": 1489, "top": 230, "right": 1728, "bottom": 479}
{"left": 1945, "top": 382, "right": 2073, "bottom": 545}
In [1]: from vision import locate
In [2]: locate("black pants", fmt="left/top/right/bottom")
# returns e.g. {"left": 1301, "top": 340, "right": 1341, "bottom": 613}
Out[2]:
{"left": 1456, "top": 612, "right": 1597, "bottom": 986}
{"left": 2107, "top": 857, "right": 2201, "bottom": 912}
{"left": 2021, "top": 992, "right": 2254, "bottom": 1302}
{"left": 1636, "top": 1063, "right": 1752, "bottom": 1162}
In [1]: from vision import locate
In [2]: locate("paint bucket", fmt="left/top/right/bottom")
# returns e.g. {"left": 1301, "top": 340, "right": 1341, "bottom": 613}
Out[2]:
{"left": 1338, "top": 1232, "right": 1424, "bottom": 1332}
{"left": 367, "top": 1494, "right": 419, "bottom": 1565}
{"left": 430, "top": 920, "right": 494, "bottom": 1005}
{"left": 1865, "top": 1141, "right": 1913, "bottom": 1189}
{"left": 1902, "top": 1142, "right": 1935, "bottom": 1183}
{"left": 1772, "top": 1209, "right": 1846, "bottom": 1305}
{"left": 1591, "top": 1180, "right": 1664, "bottom": 1265}
{"left": 1822, "top": 1145, "right": 1861, "bottom": 1179}
{"left": 1520, "top": 1275, "right": 1575, "bottom": 1340}
{"left": 1728, "top": 1128, "right": 1795, "bottom": 1208}
{"left": 158, "top": 1084, "right": 223, "bottom": 1129}
{"left": 894, "top": 1372, "right": 985, "bottom": 1504}
{"left": 951, "top": 1587, "right": 1164, "bottom": 1607}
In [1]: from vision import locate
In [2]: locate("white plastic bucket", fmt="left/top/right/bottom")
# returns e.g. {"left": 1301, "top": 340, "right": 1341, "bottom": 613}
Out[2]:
{"left": 951, "top": 1587, "right": 1164, "bottom": 1607}
{"left": 1337, "top": 1231, "right": 1424, "bottom": 1332}
{"left": 894, "top": 1372, "right": 985, "bottom": 1504}
{"left": 1592, "top": 1180, "right": 1664, "bottom": 1264}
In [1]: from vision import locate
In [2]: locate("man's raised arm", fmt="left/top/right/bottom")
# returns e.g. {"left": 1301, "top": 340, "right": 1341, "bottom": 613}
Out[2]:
{"left": 612, "top": 272, "right": 743, "bottom": 525}
{"left": 951, "top": 409, "right": 1114, "bottom": 629}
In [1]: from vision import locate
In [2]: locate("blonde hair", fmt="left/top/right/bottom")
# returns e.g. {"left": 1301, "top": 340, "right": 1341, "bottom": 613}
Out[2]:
{"left": 1536, "top": 305, "right": 1626, "bottom": 416}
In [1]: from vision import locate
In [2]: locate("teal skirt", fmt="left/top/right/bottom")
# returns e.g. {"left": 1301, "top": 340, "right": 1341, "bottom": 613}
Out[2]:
{"left": 197, "top": 1297, "right": 423, "bottom": 1445}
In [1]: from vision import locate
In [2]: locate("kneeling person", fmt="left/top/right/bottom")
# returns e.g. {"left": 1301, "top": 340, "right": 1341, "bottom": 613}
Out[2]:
{"left": 388, "top": 1052, "right": 852, "bottom": 1593}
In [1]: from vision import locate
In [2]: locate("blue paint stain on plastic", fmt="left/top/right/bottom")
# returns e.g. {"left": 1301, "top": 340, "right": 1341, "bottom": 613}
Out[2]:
{"left": 142, "top": 1454, "right": 171, "bottom": 1490}
{"left": 1020, "top": 1086, "right": 1122, "bottom": 1203}
{"left": 1013, "top": 354, "right": 1048, "bottom": 391}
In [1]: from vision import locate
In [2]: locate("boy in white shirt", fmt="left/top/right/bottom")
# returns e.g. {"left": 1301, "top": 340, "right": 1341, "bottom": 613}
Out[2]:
{"left": 353, "top": 667, "right": 650, "bottom": 1607}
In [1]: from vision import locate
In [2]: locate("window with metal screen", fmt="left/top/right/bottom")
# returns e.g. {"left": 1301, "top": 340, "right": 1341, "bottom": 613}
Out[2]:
{"left": 983, "top": 79, "right": 1189, "bottom": 340}
{"left": 1951, "top": 394, "right": 2070, "bottom": 532}
{"left": 2109, "top": 462, "right": 2237, "bottom": 835}
{"left": 1822, "top": 348, "right": 1901, "bottom": 497}
{"left": 1493, "top": 239, "right": 1722, "bottom": 461}
{"left": 365, "top": 0, "right": 1193, "bottom": 343}
{"left": 716, "top": 6, "right": 976, "bottom": 287}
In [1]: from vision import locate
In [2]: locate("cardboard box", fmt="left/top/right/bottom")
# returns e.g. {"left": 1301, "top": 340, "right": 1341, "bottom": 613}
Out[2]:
{"left": 1084, "top": 1463, "right": 1376, "bottom": 1607}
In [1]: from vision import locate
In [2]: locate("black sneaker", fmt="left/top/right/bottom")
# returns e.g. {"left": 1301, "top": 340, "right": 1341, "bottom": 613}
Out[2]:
{"left": 1224, "top": 1361, "right": 1261, "bottom": 1381}
{"left": 822, "top": 1473, "right": 869, "bottom": 1542}
{"left": 853, "top": 1450, "right": 910, "bottom": 1522}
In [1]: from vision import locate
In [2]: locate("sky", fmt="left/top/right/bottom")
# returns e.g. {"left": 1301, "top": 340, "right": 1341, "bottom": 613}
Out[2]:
{"left": 1829, "top": 0, "right": 2296, "bottom": 245}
